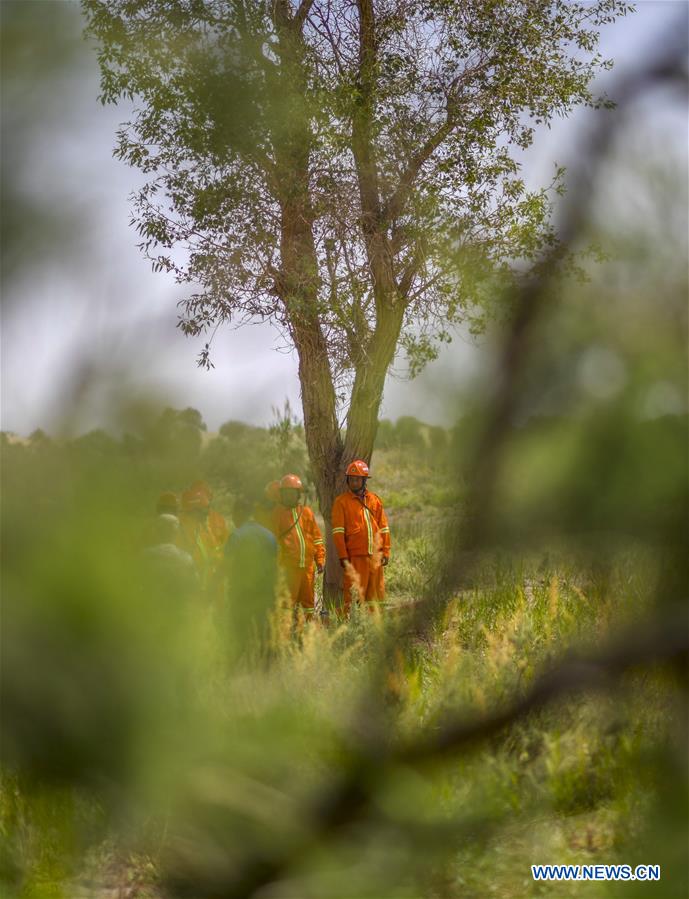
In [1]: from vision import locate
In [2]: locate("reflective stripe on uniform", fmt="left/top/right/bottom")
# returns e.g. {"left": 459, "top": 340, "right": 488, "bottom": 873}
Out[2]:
{"left": 332, "top": 527, "right": 345, "bottom": 534}
{"left": 363, "top": 506, "right": 374, "bottom": 555}
{"left": 196, "top": 534, "right": 209, "bottom": 560}
{"left": 293, "top": 508, "right": 306, "bottom": 568}
{"left": 380, "top": 527, "right": 390, "bottom": 534}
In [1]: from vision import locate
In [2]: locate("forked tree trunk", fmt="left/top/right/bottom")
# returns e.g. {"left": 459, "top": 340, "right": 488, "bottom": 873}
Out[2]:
{"left": 272, "top": 5, "right": 345, "bottom": 599}
{"left": 287, "top": 291, "right": 407, "bottom": 603}
{"left": 318, "top": 302, "right": 406, "bottom": 601}
{"left": 283, "top": 224, "right": 407, "bottom": 603}
{"left": 291, "top": 314, "right": 344, "bottom": 601}
{"left": 343, "top": 303, "right": 406, "bottom": 463}
{"left": 273, "top": 0, "right": 409, "bottom": 604}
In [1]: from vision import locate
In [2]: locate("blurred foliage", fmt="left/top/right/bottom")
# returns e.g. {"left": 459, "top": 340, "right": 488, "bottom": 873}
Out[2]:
{"left": 1, "top": 479, "right": 686, "bottom": 896}
{"left": 1, "top": 391, "right": 686, "bottom": 899}
{"left": 1, "top": 0, "right": 88, "bottom": 283}
{"left": 268, "top": 399, "right": 308, "bottom": 480}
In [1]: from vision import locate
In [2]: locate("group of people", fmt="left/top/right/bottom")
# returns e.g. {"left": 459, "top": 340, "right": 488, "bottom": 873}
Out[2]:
{"left": 150, "top": 460, "right": 391, "bottom": 615}
{"left": 152, "top": 479, "right": 229, "bottom": 595}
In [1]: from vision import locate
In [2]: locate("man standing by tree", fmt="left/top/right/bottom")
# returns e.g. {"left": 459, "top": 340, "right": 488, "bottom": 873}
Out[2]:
{"left": 272, "top": 474, "right": 325, "bottom": 612}
{"left": 332, "top": 460, "right": 390, "bottom": 613}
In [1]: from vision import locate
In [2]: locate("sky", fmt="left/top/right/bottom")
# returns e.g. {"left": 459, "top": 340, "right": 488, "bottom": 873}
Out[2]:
{"left": 1, "top": 0, "right": 687, "bottom": 436}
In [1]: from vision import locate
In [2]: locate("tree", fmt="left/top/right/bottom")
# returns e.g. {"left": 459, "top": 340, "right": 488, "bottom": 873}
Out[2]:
{"left": 395, "top": 415, "right": 424, "bottom": 452}
{"left": 428, "top": 424, "right": 448, "bottom": 460}
{"left": 83, "top": 0, "right": 631, "bottom": 586}
{"left": 72, "top": 428, "right": 119, "bottom": 457}
{"left": 28, "top": 428, "right": 52, "bottom": 450}
{"left": 145, "top": 406, "right": 206, "bottom": 459}
{"left": 375, "top": 418, "right": 396, "bottom": 450}
{"left": 205, "top": 413, "right": 309, "bottom": 497}
{"left": 268, "top": 398, "right": 303, "bottom": 473}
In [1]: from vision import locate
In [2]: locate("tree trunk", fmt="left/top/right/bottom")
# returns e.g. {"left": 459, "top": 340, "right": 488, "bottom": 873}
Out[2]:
{"left": 271, "top": 10, "right": 346, "bottom": 601}
{"left": 290, "top": 313, "right": 345, "bottom": 604}
{"left": 343, "top": 303, "right": 405, "bottom": 465}
{"left": 270, "top": 9, "right": 347, "bottom": 603}
{"left": 271, "top": 2, "right": 407, "bottom": 604}
{"left": 277, "top": 173, "right": 341, "bottom": 520}
{"left": 277, "top": 176, "right": 344, "bottom": 597}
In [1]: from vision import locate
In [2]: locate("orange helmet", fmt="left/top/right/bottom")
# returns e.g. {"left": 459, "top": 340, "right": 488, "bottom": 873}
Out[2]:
{"left": 189, "top": 480, "right": 212, "bottom": 502}
{"left": 156, "top": 491, "right": 178, "bottom": 515}
{"left": 181, "top": 487, "right": 210, "bottom": 512}
{"left": 264, "top": 480, "right": 281, "bottom": 503}
{"left": 346, "top": 460, "right": 370, "bottom": 478}
{"left": 280, "top": 473, "right": 303, "bottom": 490}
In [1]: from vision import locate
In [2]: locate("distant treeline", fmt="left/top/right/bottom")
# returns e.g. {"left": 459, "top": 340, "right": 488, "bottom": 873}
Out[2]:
{"left": 0, "top": 408, "right": 456, "bottom": 516}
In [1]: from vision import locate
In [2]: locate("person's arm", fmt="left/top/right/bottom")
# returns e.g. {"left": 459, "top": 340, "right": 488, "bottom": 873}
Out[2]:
{"left": 308, "top": 510, "right": 326, "bottom": 570}
{"left": 377, "top": 498, "right": 391, "bottom": 563}
{"left": 331, "top": 497, "right": 348, "bottom": 565}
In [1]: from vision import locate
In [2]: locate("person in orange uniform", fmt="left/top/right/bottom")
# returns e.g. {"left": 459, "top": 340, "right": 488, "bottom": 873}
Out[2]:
{"left": 178, "top": 482, "right": 228, "bottom": 590}
{"left": 189, "top": 480, "right": 229, "bottom": 549}
{"left": 331, "top": 460, "right": 390, "bottom": 611}
{"left": 178, "top": 487, "right": 213, "bottom": 573}
{"left": 272, "top": 474, "right": 325, "bottom": 610}
{"left": 255, "top": 480, "right": 281, "bottom": 531}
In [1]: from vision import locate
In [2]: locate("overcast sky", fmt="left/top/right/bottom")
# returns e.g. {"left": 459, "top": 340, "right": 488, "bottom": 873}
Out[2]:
{"left": 1, "top": 0, "right": 686, "bottom": 436}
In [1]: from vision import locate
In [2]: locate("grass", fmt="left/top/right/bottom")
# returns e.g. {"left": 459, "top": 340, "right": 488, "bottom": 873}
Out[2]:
{"left": 1, "top": 444, "right": 685, "bottom": 898}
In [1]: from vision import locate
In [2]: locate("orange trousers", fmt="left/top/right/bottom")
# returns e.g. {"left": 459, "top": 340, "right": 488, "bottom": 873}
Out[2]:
{"left": 283, "top": 564, "right": 316, "bottom": 609}
{"left": 343, "top": 555, "right": 385, "bottom": 609}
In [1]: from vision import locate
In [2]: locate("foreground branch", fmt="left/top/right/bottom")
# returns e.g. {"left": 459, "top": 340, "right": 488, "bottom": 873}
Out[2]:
{"left": 401, "top": 604, "right": 689, "bottom": 765}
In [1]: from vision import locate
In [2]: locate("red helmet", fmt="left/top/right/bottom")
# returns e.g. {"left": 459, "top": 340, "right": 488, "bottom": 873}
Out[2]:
{"left": 189, "top": 480, "right": 212, "bottom": 502}
{"left": 181, "top": 487, "right": 210, "bottom": 512}
{"left": 264, "top": 480, "right": 281, "bottom": 503}
{"left": 346, "top": 460, "right": 370, "bottom": 478}
{"left": 280, "top": 473, "right": 304, "bottom": 490}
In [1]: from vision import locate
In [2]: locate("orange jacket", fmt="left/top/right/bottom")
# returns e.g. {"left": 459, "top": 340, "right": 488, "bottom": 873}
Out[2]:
{"left": 331, "top": 490, "right": 390, "bottom": 560}
{"left": 271, "top": 504, "right": 325, "bottom": 570}
{"left": 207, "top": 509, "right": 229, "bottom": 548}
{"left": 179, "top": 510, "right": 228, "bottom": 570}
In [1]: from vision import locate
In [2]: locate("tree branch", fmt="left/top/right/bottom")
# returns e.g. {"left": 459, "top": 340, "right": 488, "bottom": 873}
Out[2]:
{"left": 400, "top": 606, "right": 689, "bottom": 765}
{"left": 351, "top": 0, "right": 381, "bottom": 232}
{"left": 309, "top": 3, "right": 347, "bottom": 78}
{"left": 383, "top": 103, "right": 457, "bottom": 226}
{"left": 295, "top": 0, "right": 316, "bottom": 29}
